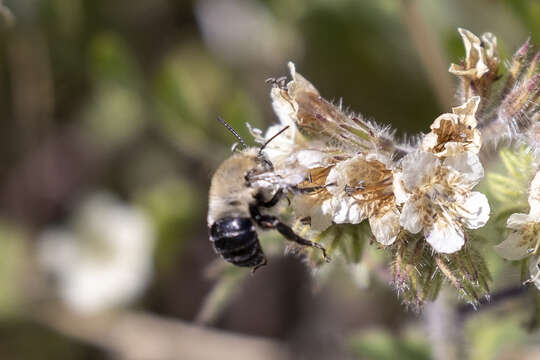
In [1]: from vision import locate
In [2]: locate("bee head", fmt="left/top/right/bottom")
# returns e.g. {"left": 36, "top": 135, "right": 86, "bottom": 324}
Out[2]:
{"left": 217, "top": 115, "right": 291, "bottom": 172}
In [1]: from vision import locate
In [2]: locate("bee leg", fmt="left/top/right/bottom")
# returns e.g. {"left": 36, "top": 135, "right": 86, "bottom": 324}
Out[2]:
{"left": 291, "top": 185, "right": 325, "bottom": 194}
{"left": 249, "top": 205, "right": 330, "bottom": 262}
{"left": 274, "top": 222, "right": 330, "bottom": 263}
{"left": 255, "top": 189, "right": 283, "bottom": 208}
{"left": 291, "top": 182, "right": 336, "bottom": 194}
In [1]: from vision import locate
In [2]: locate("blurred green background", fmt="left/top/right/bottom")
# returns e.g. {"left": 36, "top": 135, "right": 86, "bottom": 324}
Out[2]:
{"left": 0, "top": 0, "right": 539, "bottom": 359}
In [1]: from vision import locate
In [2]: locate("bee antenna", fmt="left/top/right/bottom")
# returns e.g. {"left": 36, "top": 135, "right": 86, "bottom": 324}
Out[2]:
{"left": 217, "top": 116, "right": 247, "bottom": 149}
{"left": 259, "top": 125, "right": 290, "bottom": 155}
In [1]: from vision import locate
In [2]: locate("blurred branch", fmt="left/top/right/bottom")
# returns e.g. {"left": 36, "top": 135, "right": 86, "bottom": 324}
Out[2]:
{"left": 400, "top": 0, "right": 454, "bottom": 110}
{"left": 457, "top": 285, "right": 528, "bottom": 316}
{"left": 8, "top": 29, "right": 55, "bottom": 149}
{"left": 34, "top": 305, "right": 291, "bottom": 360}
{"left": 424, "top": 290, "right": 465, "bottom": 360}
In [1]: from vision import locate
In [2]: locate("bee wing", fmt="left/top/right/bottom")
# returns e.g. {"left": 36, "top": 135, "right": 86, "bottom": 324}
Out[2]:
{"left": 271, "top": 62, "right": 386, "bottom": 154}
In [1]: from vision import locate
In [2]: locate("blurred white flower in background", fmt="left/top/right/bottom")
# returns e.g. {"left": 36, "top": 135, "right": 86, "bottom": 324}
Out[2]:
{"left": 195, "top": 0, "right": 301, "bottom": 67}
{"left": 38, "top": 193, "right": 156, "bottom": 315}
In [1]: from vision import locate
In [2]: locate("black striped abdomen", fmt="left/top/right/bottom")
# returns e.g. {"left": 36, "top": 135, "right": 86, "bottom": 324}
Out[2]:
{"left": 209, "top": 217, "right": 265, "bottom": 267}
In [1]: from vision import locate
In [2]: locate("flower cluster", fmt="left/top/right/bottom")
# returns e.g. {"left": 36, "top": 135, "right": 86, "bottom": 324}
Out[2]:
{"left": 263, "top": 59, "right": 490, "bottom": 257}
{"left": 223, "top": 28, "right": 539, "bottom": 306}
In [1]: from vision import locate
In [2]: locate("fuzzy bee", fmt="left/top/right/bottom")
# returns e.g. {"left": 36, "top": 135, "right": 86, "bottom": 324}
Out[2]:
{"left": 207, "top": 117, "right": 329, "bottom": 271}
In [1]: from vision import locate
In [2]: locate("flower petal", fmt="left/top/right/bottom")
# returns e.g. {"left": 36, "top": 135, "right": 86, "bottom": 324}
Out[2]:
{"left": 461, "top": 192, "right": 490, "bottom": 229}
{"left": 295, "top": 150, "right": 329, "bottom": 168}
{"left": 452, "top": 96, "right": 480, "bottom": 127}
{"left": 347, "top": 201, "right": 363, "bottom": 224}
{"left": 322, "top": 196, "right": 364, "bottom": 224}
{"left": 401, "top": 151, "right": 439, "bottom": 190}
{"left": 422, "top": 98, "right": 481, "bottom": 157}
{"left": 443, "top": 152, "right": 484, "bottom": 185}
{"left": 369, "top": 209, "right": 400, "bottom": 245}
{"left": 392, "top": 172, "right": 410, "bottom": 204}
{"left": 261, "top": 124, "right": 295, "bottom": 164}
{"left": 425, "top": 221, "right": 465, "bottom": 253}
{"left": 421, "top": 132, "right": 439, "bottom": 153}
{"left": 270, "top": 86, "right": 296, "bottom": 127}
{"left": 325, "top": 160, "right": 348, "bottom": 195}
{"left": 400, "top": 200, "right": 423, "bottom": 234}
{"left": 449, "top": 28, "right": 490, "bottom": 79}
{"left": 494, "top": 231, "right": 532, "bottom": 260}
{"left": 506, "top": 213, "right": 531, "bottom": 230}
{"left": 528, "top": 257, "right": 540, "bottom": 290}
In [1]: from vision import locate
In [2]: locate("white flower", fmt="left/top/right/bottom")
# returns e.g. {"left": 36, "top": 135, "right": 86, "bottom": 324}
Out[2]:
{"left": 449, "top": 28, "right": 498, "bottom": 80}
{"left": 528, "top": 257, "right": 540, "bottom": 290}
{"left": 38, "top": 193, "right": 155, "bottom": 314}
{"left": 290, "top": 166, "right": 336, "bottom": 232}
{"left": 449, "top": 29, "right": 499, "bottom": 100}
{"left": 322, "top": 154, "right": 401, "bottom": 245}
{"left": 495, "top": 170, "right": 540, "bottom": 260}
{"left": 395, "top": 151, "right": 490, "bottom": 253}
{"left": 422, "top": 97, "right": 481, "bottom": 157}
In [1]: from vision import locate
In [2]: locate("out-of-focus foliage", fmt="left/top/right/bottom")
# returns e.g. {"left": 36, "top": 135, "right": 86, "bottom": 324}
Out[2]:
{"left": 348, "top": 329, "right": 431, "bottom": 360}
{"left": 137, "top": 179, "right": 201, "bottom": 268}
{"left": 465, "top": 309, "right": 528, "bottom": 360}
{"left": 0, "top": 0, "right": 540, "bottom": 359}
{"left": 0, "top": 222, "right": 25, "bottom": 318}
{"left": 486, "top": 147, "right": 533, "bottom": 212}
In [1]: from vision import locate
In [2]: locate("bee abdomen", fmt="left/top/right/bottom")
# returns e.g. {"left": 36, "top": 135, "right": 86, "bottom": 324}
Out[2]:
{"left": 209, "top": 217, "right": 265, "bottom": 267}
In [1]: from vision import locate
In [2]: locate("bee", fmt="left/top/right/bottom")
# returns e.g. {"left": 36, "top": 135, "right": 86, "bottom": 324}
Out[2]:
{"left": 208, "top": 117, "right": 329, "bottom": 271}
